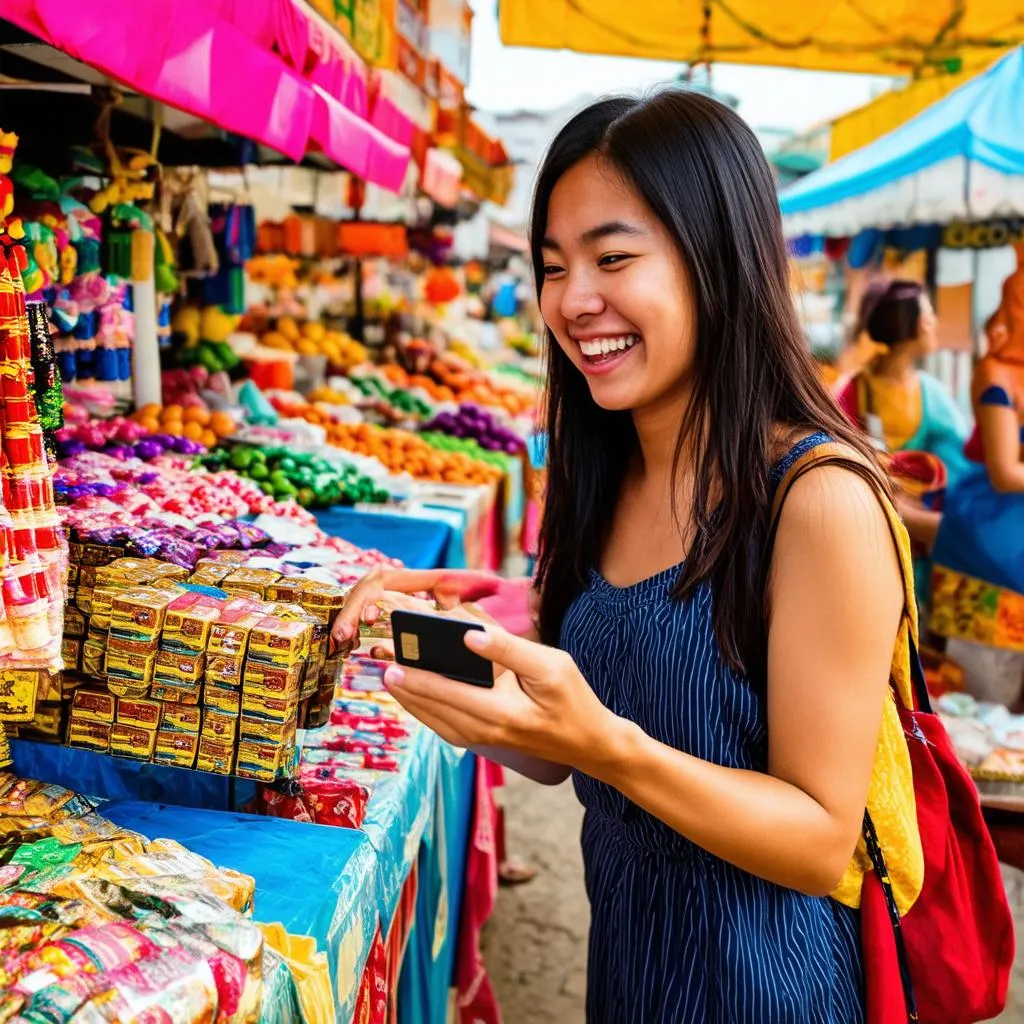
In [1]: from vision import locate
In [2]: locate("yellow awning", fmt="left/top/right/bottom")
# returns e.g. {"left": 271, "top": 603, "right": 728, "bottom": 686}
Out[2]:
{"left": 499, "top": 1, "right": 1024, "bottom": 76}
{"left": 829, "top": 56, "right": 1003, "bottom": 161}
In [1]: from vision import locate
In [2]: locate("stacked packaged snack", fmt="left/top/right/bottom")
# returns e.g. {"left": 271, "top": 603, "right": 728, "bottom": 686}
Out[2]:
{"left": 14, "top": 554, "right": 347, "bottom": 782}
{"left": 0, "top": 129, "right": 68, "bottom": 734}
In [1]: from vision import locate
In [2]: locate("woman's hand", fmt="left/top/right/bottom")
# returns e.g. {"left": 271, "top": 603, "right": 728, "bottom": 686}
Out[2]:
{"left": 380, "top": 624, "right": 622, "bottom": 775}
{"left": 331, "top": 568, "right": 537, "bottom": 651}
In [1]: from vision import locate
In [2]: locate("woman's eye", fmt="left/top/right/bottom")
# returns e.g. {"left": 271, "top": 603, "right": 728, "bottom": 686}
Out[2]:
{"left": 598, "top": 253, "right": 632, "bottom": 268}
{"left": 542, "top": 264, "right": 565, "bottom": 277}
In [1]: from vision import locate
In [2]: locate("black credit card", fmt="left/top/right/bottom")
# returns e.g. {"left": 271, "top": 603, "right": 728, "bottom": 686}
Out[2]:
{"left": 390, "top": 609, "right": 494, "bottom": 688}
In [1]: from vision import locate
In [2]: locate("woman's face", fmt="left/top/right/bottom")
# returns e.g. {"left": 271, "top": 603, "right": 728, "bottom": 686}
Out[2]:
{"left": 915, "top": 295, "right": 938, "bottom": 354}
{"left": 539, "top": 155, "right": 696, "bottom": 413}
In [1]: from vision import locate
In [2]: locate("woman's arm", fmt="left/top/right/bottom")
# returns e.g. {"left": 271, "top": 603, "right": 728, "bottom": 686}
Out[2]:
{"left": 582, "top": 466, "right": 903, "bottom": 895}
{"left": 979, "top": 402, "right": 1024, "bottom": 493}
{"left": 380, "top": 468, "right": 901, "bottom": 893}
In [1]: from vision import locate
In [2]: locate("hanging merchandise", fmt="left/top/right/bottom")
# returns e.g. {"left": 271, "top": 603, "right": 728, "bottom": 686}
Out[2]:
{"left": 26, "top": 302, "right": 64, "bottom": 463}
{"left": 0, "top": 131, "right": 68, "bottom": 730}
{"left": 191, "top": 203, "right": 256, "bottom": 315}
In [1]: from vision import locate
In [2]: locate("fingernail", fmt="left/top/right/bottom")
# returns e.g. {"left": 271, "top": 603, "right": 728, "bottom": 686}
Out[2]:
{"left": 465, "top": 630, "right": 487, "bottom": 650}
{"left": 383, "top": 666, "right": 405, "bottom": 688}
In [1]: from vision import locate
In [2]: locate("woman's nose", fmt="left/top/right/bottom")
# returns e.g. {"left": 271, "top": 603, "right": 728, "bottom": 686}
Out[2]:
{"left": 559, "top": 271, "right": 605, "bottom": 321}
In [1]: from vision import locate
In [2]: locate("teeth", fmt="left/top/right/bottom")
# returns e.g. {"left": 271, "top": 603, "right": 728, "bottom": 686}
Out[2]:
{"left": 577, "top": 335, "right": 638, "bottom": 358}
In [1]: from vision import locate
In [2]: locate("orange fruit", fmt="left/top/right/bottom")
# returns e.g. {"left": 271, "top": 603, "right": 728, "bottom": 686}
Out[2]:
{"left": 139, "top": 416, "right": 161, "bottom": 434}
{"left": 183, "top": 406, "right": 211, "bottom": 426}
{"left": 162, "top": 404, "right": 184, "bottom": 421}
{"left": 164, "top": 421, "right": 184, "bottom": 437}
{"left": 210, "top": 411, "right": 236, "bottom": 437}
{"left": 200, "top": 428, "right": 218, "bottom": 448}
{"left": 182, "top": 421, "right": 204, "bottom": 442}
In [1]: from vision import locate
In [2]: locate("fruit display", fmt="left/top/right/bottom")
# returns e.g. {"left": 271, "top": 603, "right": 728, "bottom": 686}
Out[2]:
{"left": 326, "top": 423, "right": 503, "bottom": 486}
{"left": 423, "top": 404, "right": 525, "bottom": 454}
{"left": 419, "top": 432, "right": 517, "bottom": 473}
{"left": 161, "top": 365, "right": 235, "bottom": 408}
{"left": 257, "top": 317, "right": 367, "bottom": 371}
{"left": 378, "top": 358, "right": 532, "bottom": 416}
{"left": 172, "top": 306, "right": 243, "bottom": 375}
{"left": 347, "top": 373, "right": 434, "bottom": 421}
{"left": 199, "top": 446, "right": 389, "bottom": 508}
{"left": 130, "top": 403, "right": 239, "bottom": 449}
{"left": 55, "top": 451, "right": 401, "bottom": 574}
{"left": 305, "top": 384, "right": 353, "bottom": 406}
{"left": 55, "top": 418, "right": 209, "bottom": 462}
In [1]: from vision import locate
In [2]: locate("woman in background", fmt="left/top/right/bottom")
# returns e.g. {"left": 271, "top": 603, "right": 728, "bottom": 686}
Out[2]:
{"left": 836, "top": 278, "right": 971, "bottom": 603}
{"left": 931, "top": 263, "right": 1024, "bottom": 663}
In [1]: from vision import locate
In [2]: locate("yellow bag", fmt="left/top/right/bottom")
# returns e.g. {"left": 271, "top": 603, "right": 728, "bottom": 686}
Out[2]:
{"left": 258, "top": 922, "right": 333, "bottom": 1024}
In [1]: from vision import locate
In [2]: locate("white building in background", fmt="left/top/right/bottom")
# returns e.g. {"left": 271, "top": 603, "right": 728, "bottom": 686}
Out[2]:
{"left": 451, "top": 97, "right": 594, "bottom": 261}
{"left": 457, "top": 80, "right": 822, "bottom": 261}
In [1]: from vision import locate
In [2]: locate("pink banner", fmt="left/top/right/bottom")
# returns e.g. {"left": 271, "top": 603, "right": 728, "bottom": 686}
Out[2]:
{"left": 14, "top": 0, "right": 315, "bottom": 162}
{"left": 7, "top": 0, "right": 411, "bottom": 190}
{"left": 311, "top": 87, "right": 411, "bottom": 193}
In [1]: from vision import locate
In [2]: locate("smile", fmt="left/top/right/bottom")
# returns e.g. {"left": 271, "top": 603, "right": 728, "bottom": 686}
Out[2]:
{"left": 575, "top": 334, "right": 641, "bottom": 366}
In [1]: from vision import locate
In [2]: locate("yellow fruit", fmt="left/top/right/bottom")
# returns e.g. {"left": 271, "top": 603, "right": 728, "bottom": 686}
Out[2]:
{"left": 296, "top": 339, "right": 319, "bottom": 357}
{"left": 261, "top": 331, "right": 292, "bottom": 351}
{"left": 277, "top": 317, "right": 300, "bottom": 341}
{"left": 301, "top": 322, "right": 325, "bottom": 343}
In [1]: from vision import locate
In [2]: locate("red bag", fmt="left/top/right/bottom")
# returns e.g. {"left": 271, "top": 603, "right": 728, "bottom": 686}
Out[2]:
{"left": 861, "top": 637, "right": 1015, "bottom": 1024}
{"left": 773, "top": 442, "right": 1014, "bottom": 1023}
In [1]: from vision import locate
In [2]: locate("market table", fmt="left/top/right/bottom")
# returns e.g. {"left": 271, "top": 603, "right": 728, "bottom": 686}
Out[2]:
{"left": 9, "top": 727, "right": 478, "bottom": 1024}
{"left": 313, "top": 506, "right": 456, "bottom": 569}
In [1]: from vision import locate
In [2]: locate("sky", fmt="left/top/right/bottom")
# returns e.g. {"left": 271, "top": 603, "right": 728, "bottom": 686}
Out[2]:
{"left": 464, "top": 0, "right": 899, "bottom": 134}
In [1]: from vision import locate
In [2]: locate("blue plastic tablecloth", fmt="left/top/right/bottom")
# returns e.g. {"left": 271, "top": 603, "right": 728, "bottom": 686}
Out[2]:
{"left": 9, "top": 740, "right": 255, "bottom": 810}
{"left": 313, "top": 507, "right": 454, "bottom": 569}
{"left": 398, "top": 747, "right": 476, "bottom": 1024}
{"left": 99, "top": 801, "right": 378, "bottom": 1022}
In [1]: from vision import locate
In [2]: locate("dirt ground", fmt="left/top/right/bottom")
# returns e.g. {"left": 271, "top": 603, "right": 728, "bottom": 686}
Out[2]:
{"left": 481, "top": 774, "right": 1024, "bottom": 1024}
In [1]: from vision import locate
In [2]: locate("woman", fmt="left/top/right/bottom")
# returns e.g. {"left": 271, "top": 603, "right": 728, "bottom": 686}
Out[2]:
{"left": 334, "top": 92, "right": 920, "bottom": 1023}
{"left": 930, "top": 265, "right": 1024, "bottom": 657}
{"left": 835, "top": 278, "right": 971, "bottom": 604}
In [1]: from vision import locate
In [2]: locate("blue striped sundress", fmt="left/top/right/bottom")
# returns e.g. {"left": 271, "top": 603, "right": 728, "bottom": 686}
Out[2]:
{"left": 561, "top": 433, "right": 865, "bottom": 1024}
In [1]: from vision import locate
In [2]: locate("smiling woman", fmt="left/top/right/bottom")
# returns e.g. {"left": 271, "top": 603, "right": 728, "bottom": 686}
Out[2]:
{"left": 331, "top": 91, "right": 949, "bottom": 1024}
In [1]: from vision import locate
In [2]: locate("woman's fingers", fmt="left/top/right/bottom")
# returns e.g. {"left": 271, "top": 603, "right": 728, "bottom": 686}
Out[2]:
{"left": 462, "top": 624, "right": 560, "bottom": 680}
{"left": 383, "top": 688, "right": 479, "bottom": 749}
{"left": 332, "top": 566, "right": 385, "bottom": 648}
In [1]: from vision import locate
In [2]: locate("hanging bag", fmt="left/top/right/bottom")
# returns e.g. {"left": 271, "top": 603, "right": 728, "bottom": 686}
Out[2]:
{"left": 772, "top": 440, "right": 1014, "bottom": 1024}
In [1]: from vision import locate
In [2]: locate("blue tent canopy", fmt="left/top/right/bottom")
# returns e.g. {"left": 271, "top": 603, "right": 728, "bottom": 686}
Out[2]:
{"left": 780, "top": 48, "right": 1024, "bottom": 237}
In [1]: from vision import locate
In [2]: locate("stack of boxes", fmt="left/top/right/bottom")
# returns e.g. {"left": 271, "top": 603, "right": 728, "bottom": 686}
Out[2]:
{"left": 15, "top": 551, "right": 348, "bottom": 781}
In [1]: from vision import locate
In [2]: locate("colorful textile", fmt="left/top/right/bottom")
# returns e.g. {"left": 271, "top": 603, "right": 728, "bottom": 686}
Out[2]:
{"left": 931, "top": 462, "right": 1024, "bottom": 652}
{"left": 837, "top": 371, "right": 971, "bottom": 487}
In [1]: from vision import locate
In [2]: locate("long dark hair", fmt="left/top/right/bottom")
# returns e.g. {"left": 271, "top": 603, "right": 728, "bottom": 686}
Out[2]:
{"left": 533, "top": 91, "right": 880, "bottom": 681}
{"left": 857, "top": 278, "right": 924, "bottom": 347}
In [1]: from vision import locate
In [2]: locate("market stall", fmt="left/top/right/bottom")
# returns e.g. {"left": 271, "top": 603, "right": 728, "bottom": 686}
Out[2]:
{"left": 0, "top": 2, "right": 536, "bottom": 1019}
